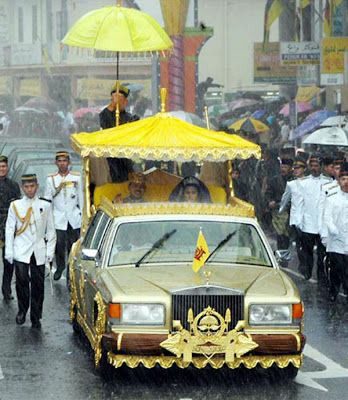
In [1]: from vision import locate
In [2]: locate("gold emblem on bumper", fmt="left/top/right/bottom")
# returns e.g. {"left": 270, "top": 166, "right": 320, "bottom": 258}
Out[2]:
{"left": 160, "top": 307, "right": 258, "bottom": 363}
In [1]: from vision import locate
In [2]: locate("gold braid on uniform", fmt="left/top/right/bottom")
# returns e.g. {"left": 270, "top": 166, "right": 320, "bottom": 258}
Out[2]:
{"left": 12, "top": 204, "right": 33, "bottom": 236}
{"left": 52, "top": 176, "right": 68, "bottom": 198}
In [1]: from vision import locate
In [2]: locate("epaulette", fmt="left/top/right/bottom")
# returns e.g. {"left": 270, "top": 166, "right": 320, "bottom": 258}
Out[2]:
{"left": 39, "top": 197, "right": 52, "bottom": 203}
{"left": 322, "top": 181, "right": 332, "bottom": 186}
{"left": 69, "top": 171, "right": 80, "bottom": 176}
{"left": 327, "top": 191, "right": 338, "bottom": 198}
{"left": 48, "top": 172, "right": 58, "bottom": 177}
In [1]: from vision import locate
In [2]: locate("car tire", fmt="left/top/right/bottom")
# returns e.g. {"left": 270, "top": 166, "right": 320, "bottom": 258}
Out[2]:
{"left": 274, "top": 364, "right": 299, "bottom": 380}
{"left": 98, "top": 349, "right": 114, "bottom": 381}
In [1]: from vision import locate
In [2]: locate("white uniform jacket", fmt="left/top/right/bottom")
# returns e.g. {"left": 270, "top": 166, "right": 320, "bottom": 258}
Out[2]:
{"left": 44, "top": 171, "right": 83, "bottom": 230}
{"left": 5, "top": 196, "right": 56, "bottom": 265}
{"left": 279, "top": 178, "right": 305, "bottom": 227}
{"left": 322, "top": 189, "right": 348, "bottom": 255}
{"left": 297, "top": 175, "right": 331, "bottom": 234}
{"left": 318, "top": 179, "right": 339, "bottom": 237}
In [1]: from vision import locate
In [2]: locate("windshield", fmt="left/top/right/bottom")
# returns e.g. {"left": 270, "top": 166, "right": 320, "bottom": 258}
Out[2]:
{"left": 108, "top": 220, "right": 272, "bottom": 267}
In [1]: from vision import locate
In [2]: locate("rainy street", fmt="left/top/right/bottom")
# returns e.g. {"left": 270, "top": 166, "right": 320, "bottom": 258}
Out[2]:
{"left": 1, "top": 253, "right": 348, "bottom": 400}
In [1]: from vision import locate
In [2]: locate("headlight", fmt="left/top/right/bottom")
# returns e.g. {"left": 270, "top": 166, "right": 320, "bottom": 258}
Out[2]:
{"left": 120, "top": 303, "right": 165, "bottom": 325}
{"left": 249, "top": 304, "right": 291, "bottom": 325}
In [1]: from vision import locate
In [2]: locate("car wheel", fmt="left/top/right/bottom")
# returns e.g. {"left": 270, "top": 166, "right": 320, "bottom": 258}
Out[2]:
{"left": 274, "top": 364, "right": 299, "bottom": 380}
{"left": 98, "top": 348, "right": 114, "bottom": 381}
{"left": 71, "top": 306, "right": 81, "bottom": 335}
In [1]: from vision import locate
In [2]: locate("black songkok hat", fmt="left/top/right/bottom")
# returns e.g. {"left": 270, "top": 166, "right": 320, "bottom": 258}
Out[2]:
{"left": 21, "top": 174, "right": 37, "bottom": 183}
{"left": 321, "top": 156, "right": 334, "bottom": 166}
{"left": 339, "top": 162, "right": 348, "bottom": 177}
{"left": 293, "top": 157, "right": 306, "bottom": 169}
{"left": 0, "top": 155, "right": 8, "bottom": 163}
{"left": 309, "top": 154, "right": 320, "bottom": 164}
{"left": 281, "top": 158, "right": 294, "bottom": 166}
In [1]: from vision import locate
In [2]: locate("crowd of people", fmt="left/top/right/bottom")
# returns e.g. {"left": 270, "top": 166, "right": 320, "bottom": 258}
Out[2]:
{"left": 234, "top": 149, "right": 348, "bottom": 304}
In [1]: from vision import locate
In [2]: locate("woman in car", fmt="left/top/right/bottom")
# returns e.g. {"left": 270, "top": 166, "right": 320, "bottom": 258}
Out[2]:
{"left": 169, "top": 176, "right": 211, "bottom": 203}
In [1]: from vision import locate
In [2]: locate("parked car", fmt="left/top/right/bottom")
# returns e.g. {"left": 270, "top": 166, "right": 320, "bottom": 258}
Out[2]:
{"left": 12, "top": 156, "right": 81, "bottom": 196}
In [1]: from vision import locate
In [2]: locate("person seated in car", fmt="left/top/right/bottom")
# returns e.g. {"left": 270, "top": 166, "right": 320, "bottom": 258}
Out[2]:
{"left": 113, "top": 172, "right": 146, "bottom": 204}
{"left": 169, "top": 176, "right": 211, "bottom": 203}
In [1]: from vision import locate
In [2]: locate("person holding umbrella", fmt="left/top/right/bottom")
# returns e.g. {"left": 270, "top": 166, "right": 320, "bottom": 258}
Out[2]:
{"left": 99, "top": 84, "right": 139, "bottom": 183}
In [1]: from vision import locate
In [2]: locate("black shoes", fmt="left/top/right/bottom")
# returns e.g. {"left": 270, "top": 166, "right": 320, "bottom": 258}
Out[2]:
{"left": 53, "top": 270, "right": 63, "bottom": 281}
{"left": 31, "top": 320, "right": 41, "bottom": 329}
{"left": 15, "top": 312, "right": 26, "bottom": 325}
{"left": 3, "top": 294, "right": 14, "bottom": 303}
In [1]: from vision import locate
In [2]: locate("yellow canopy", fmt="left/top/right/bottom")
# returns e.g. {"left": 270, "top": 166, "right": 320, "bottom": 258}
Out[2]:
{"left": 71, "top": 113, "right": 261, "bottom": 162}
{"left": 61, "top": 6, "right": 173, "bottom": 52}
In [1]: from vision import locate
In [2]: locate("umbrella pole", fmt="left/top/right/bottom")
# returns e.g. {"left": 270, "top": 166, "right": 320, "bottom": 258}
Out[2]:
{"left": 116, "top": 51, "right": 119, "bottom": 81}
{"left": 115, "top": 80, "right": 120, "bottom": 127}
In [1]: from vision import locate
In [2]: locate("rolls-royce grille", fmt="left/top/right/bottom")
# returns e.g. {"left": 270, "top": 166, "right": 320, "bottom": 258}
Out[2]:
{"left": 172, "top": 293, "right": 244, "bottom": 331}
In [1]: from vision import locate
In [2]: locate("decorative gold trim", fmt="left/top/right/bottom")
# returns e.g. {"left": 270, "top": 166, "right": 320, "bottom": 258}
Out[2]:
{"left": 94, "top": 292, "right": 107, "bottom": 368}
{"left": 82, "top": 156, "right": 91, "bottom": 231}
{"left": 99, "top": 198, "right": 255, "bottom": 218}
{"left": 117, "top": 333, "right": 124, "bottom": 351}
{"left": 107, "top": 353, "right": 303, "bottom": 370}
{"left": 160, "top": 308, "right": 258, "bottom": 363}
{"left": 291, "top": 333, "right": 301, "bottom": 352}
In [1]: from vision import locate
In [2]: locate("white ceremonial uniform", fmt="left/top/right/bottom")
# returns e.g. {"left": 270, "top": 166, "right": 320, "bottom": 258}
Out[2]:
{"left": 318, "top": 179, "right": 339, "bottom": 238}
{"left": 297, "top": 175, "right": 332, "bottom": 234}
{"left": 322, "top": 189, "right": 348, "bottom": 255}
{"left": 279, "top": 178, "right": 305, "bottom": 227}
{"left": 44, "top": 171, "right": 83, "bottom": 230}
{"left": 5, "top": 196, "right": 56, "bottom": 265}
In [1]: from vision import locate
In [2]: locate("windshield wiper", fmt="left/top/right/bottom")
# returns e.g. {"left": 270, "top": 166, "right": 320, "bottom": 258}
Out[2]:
{"left": 205, "top": 231, "right": 237, "bottom": 264}
{"left": 135, "top": 229, "right": 177, "bottom": 268}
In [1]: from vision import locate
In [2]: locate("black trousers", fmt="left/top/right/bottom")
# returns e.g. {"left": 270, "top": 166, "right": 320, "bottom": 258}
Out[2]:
{"left": 328, "top": 252, "right": 348, "bottom": 298}
{"left": 300, "top": 232, "right": 326, "bottom": 280}
{"left": 291, "top": 226, "right": 306, "bottom": 270}
{"left": 55, "top": 224, "right": 80, "bottom": 277}
{"left": 2, "top": 245, "right": 14, "bottom": 298}
{"left": 15, "top": 255, "right": 44, "bottom": 323}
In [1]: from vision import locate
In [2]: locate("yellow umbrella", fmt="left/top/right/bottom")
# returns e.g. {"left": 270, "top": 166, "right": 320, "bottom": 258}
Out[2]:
{"left": 229, "top": 117, "right": 269, "bottom": 134}
{"left": 71, "top": 112, "right": 261, "bottom": 162}
{"left": 62, "top": 3, "right": 173, "bottom": 79}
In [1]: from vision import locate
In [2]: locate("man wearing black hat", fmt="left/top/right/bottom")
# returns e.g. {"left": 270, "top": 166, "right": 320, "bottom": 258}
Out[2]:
{"left": 265, "top": 158, "right": 294, "bottom": 266}
{"left": 0, "top": 155, "right": 20, "bottom": 302}
{"left": 5, "top": 174, "right": 56, "bottom": 328}
{"left": 99, "top": 83, "right": 140, "bottom": 182}
{"left": 321, "top": 162, "right": 348, "bottom": 302}
{"left": 297, "top": 155, "right": 332, "bottom": 281}
{"left": 44, "top": 151, "right": 83, "bottom": 283}
{"left": 279, "top": 157, "right": 307, "bottom": 270}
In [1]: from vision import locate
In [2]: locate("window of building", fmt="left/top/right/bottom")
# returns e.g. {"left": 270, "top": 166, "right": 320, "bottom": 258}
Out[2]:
{"left": 18, "top": 7, "right": 24, "bottom": 43}
{"left": 32, "top": 5, "right": 38, "bottom": 42}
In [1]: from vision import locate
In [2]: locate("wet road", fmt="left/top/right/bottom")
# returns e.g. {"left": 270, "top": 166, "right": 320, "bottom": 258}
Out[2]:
{"left": 1, "top": 249, "right": 348, "bottom": 400}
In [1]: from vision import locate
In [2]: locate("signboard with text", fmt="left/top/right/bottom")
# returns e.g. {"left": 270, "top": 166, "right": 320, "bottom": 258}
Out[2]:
{"left": 280, "top": 42, "right": 320, "bottom": 65}
{"left": 321, "top": 37, "right": 348, "bottom": 74}
{"left": 254, "top": 42, "right": 297, "bottom": 84}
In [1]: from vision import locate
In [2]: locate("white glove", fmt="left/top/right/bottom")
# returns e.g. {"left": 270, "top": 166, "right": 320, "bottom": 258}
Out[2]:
{"left": 5, "top": 257, "right": 13, "bottom": 264}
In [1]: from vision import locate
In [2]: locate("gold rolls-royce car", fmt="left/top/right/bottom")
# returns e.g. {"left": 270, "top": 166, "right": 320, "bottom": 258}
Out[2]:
{"left": 69, "top": 200, "right": 305, "bottom": 379}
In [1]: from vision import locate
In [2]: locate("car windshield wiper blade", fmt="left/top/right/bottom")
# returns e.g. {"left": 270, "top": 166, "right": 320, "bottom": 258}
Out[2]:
{"left": 135, "top": 229, "right": 177, "bottom": 268}
{"left": 205, "top": 231, "right": 237, "bottom": 264}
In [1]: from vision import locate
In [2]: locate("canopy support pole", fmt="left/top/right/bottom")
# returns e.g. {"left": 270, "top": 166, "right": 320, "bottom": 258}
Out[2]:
{"left": 227, "top": 160, "right": 234, "bottom": 202}
{"left": 82, "top": 156, "right": 91, "bottom": 231}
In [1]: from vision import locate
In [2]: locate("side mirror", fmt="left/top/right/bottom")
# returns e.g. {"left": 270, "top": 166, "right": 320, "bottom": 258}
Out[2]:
{"left": 81, "top": 248, "right": 98, "bottom": 261}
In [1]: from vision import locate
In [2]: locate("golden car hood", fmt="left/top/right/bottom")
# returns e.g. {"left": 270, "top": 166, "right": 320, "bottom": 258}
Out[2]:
{"left": 101, "top": 265, "right": 294, "bottom": 301}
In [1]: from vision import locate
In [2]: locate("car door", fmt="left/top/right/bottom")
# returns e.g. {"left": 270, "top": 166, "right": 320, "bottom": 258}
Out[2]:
{"left": 79, "top": 211, "right": 112, "bottom": 329}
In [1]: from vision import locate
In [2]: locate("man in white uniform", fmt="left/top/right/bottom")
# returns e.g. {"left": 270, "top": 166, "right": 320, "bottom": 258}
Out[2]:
{"left": 279, "top": 157, "right": 307, "bottom": 270}
{"left": 297, "top": 155, "right": 332, "bottom": 281}
{"left": 321, "top": 163, "right": 348, "bottom": 302}
{"left": 5, "top": 174, "right": 56, "bottom": 328}
{"left": 44, "top": 151, "right": 83, "bottom": 282}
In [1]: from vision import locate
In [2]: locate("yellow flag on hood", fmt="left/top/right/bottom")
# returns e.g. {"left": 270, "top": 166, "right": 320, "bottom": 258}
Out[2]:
{"left": 192, "top": 230, "right": 210, "bottom": 273}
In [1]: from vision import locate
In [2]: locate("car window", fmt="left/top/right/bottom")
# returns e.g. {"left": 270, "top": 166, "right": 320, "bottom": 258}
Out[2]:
{"left": 108, "top": 220, "right": 272, "bottom": 267}
{"left": 83, "top": 211, "right": 111, "bottom": 250}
